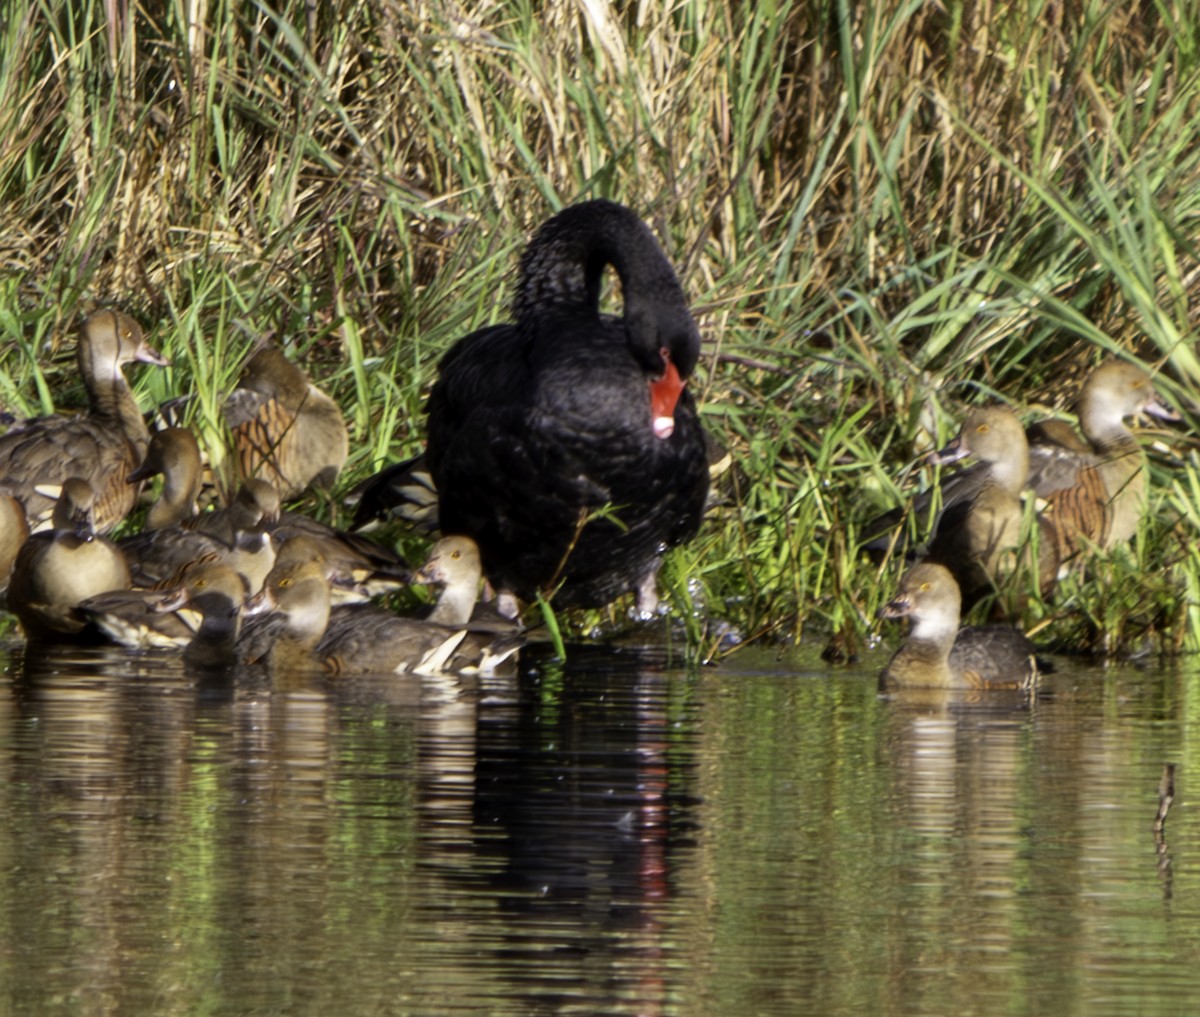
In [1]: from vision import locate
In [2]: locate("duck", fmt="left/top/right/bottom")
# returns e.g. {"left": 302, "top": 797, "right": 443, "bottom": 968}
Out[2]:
{"left": 126, "top": 427, "right": 204, "bottom": 530}
{"left": 352, "top": 199, "right": 709, "bottom": 616}
{"left": 1025, "top": 359, "right": 1177, "bottom": 555}
{"left": 416, "top": 534, "right": 487, "bottom": 626}
{"left": 238, "top": 551, "right": 456, "bottom": 676}
{"left": 879, "top": 562, "right": 1041, "bottom": 691}
{"left": 269, "top": 508, "right": 411, "bottom": 604}
{"left": 922, "top": 406, "right": 1059, "bottom": 610}
{"left": 319, "top": 600, "right": 520, "bottom": 677}
{"left": 242, "top": 537, "right": 517, "bottom": 676}
{"left": 74, "top": 558, "right": 247, "bottom": 656}
{"left": 236, "top": 539, "right": 332, "bottom": 669}
{"left": 0, "top": 494, "right": 30, "bottom": 596}
{"left": 177, "top": 475, "right": 408, "bottom": 603}
{"left": 0, "top": 310, "right": 168, "bottom": 533}
{"left": 224, "top": 346, "right": 349, "bottom": 500}
{"left": 411, "top": 534, "right": 525, "bottom": 673}
{"left": 119, "top": 477, "right": 278, "bottom": 593}
{"left": 6, "top": 478, "right": 132, "bottom": 639}
{"left": 862, "top": 360, "right": 1176, "bottom": 563}
{"left": 164, "top": 560, "right": 250, "bottom": 668}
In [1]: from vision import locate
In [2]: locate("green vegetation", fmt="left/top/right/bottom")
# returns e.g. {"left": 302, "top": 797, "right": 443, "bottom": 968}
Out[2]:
{"left": 2, "top": 0, "right": 1199, "bottom": 658}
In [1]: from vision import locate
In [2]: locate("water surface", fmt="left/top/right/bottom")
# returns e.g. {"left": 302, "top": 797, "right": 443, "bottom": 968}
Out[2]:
{"left": 1, "top": 640, "right": 1198, "bottom": 1015}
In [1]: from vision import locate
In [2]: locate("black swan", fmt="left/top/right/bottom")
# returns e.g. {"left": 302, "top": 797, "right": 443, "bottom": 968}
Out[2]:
{"left": 355, "top": 199, "right": 709, "bottom": 614}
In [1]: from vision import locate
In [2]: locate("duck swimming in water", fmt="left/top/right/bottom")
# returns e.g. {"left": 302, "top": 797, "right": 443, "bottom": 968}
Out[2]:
{"left": 879, "top": 562, "right": 1041, "bottom": 691}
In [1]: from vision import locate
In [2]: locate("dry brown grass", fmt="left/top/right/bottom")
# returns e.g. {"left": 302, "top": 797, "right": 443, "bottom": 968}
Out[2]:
{"left": 3, "top": 0, "right": 1200, "bottom": 653}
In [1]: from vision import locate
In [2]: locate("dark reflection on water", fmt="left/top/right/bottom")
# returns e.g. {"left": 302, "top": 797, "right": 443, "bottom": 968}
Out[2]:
{"left": 2, "top": 640, "right": 1200, "bottom": 1015}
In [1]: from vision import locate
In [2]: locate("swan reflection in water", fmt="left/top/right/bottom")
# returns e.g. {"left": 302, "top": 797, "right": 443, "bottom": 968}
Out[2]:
{"left": 4, "top": 640, "right": 701, "bottom": 1015}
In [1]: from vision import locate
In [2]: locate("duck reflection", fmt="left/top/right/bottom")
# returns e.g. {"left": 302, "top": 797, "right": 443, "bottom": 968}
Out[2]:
{"left": 879, "top": 687, "right": 1034, "bottom": 1005}
{"left": 9, "top": 644, "right": 199, "bottom": 1011}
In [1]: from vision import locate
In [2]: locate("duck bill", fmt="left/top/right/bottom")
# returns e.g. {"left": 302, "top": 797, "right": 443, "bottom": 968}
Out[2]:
{"left": 1142, "top": 393, "right": 1181, "bottom": 423}
{"left": 925, "top": 436, "right": 970, "bottom": 467}
{"left": 649, "top": 351, "right": 685, "bottom": 440}
{"left": 878, "top": 595, "right": 912, "bottom": 620}
{"left": 127, "top": 461, "right": 158, "bottom": 484}
{"left": 72, "top": 511, "right": 95, "bottom": 541}
{"left": 137, "top": 344, "right": 171, "bottom": 367}
{"left": 154, "top": 588, "right": 191, "bottom": 613}
{"left": 411, "top": 564, "right": 438, "bottom": 586}
{"left": 242, "top": 587, "right": 277, "bottom": 618}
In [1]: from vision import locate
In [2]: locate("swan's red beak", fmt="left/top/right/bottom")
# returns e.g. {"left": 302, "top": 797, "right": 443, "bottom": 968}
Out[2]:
{"left": 649, "top": 349, "right": 685, "bottom": 440}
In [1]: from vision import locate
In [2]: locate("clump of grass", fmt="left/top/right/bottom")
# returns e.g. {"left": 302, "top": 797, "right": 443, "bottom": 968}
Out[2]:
{"left": 2, "top": 1, "right": 1200, "bottom": 659}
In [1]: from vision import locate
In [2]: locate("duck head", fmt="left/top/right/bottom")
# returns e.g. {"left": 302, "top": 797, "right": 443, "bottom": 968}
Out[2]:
{"left": 79, "top": 310, "right": 169, "bottom": 380}
{"left": 879, "top": 562, "right": 962, "bottom": 645}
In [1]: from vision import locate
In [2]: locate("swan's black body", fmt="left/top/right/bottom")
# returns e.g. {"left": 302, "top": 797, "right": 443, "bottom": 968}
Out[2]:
{"left": 362, "top": 200, "right": 709, "bottom": 610}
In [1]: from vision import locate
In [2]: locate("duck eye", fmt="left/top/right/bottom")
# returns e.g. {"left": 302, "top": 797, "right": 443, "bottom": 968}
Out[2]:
{"left": 279, "top": 577, "right": 292, "bottom": 588}
{"left": 451, "top": 550, "right": 461, "bottom": 560}
{"left": 920, "top": 582, "right": 931, "bottom": 592}
{"left": 977, "top": 424, "right": 989, "bottom": 434}
{"left": 195, "top": 579, "right": 207, "bottom": 590}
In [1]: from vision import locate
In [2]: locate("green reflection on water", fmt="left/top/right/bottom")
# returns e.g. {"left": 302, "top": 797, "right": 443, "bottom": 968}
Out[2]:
{"left": 1, "top": 645, "right": 1200, "bottom": 1016}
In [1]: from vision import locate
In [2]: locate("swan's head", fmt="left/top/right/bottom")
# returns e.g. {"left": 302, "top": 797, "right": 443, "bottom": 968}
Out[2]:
{"left": 626, "top": 298, "right": 701, "bottom": 440}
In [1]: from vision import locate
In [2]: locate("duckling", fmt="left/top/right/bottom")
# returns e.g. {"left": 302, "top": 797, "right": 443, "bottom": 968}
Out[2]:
{"left": 6, "top": 478, "right": 132, "bottom": 639}
{"left": 126, "top": 427, "right": 204, "bottom": 530}
{"left": 923, "top": 406, "right": 1059, "bottom": 610}
{"left": 224, "top": 347, "right": 349, "bottom": 500}
{"left": 1027, "top": 359, "right": 1177, "bottom": 554}
{"left": 0, "top": 310, "right": 168, "bottom": 532}
{"left": 879, "top": 562, "right": 1040, "bottom": 691}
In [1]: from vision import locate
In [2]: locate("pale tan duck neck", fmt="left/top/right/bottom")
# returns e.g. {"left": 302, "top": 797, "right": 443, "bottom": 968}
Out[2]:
{"left": 955, "top": 407, "right": 1030, "bottom": 496}
{"left": 981, "top": 440, "right": 1029, "bottom": 497}
{"left": 1078, "top": 384, "right": 1140, "bottom": 457}
{"left": 903, "top": 601, "right": 960, "bottom": 654}
{"left": 78, "top": 311, "right": 153, "bottom": 460}
{"left": 422, "top": 537, "right": 484, "bottom": 626}
{"left": 881, "top": 564, "right": 962, "bottom": 690}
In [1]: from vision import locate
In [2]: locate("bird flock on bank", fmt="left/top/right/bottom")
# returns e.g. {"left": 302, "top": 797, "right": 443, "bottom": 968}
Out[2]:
{"left": 0, "top": 200, "right": 1182, "bottom": 692}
